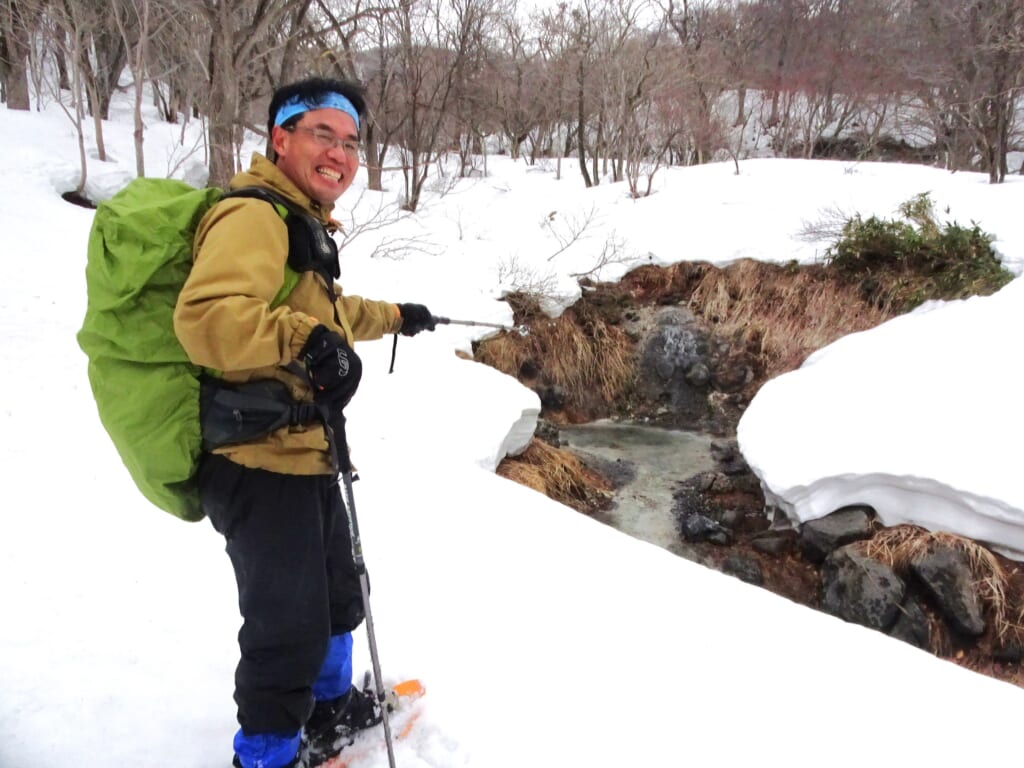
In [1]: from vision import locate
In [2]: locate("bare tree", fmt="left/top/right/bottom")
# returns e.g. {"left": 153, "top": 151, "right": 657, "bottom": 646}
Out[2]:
{"left": 0, "top": 0, "right": 34, "bottom": 108}
{"left": 40, "top": 0, "right": 92, "bottom": 194}
{"left": 375, "top": 0, "right": 492, "bottom": 211}
{"left": 564, "top": 0, "right": 599, "bottom": 186}
{"left": 661, "top": 0, "right": 725, "bottom": 164}
{"left": 186, "top": 0, "right": 308, "bottom": 187}
{"left": 110, "top": 0, "right": 149, "bottom": 176}
{"left": 905, "top": 0, "right": 1024, "bottom": 183}
{"left": 491, "top": 12, "right": 543, "bottom": 160}
{"left": 533, "top": 5, "right": 580, "bottom": 176}
{"left": 78, "top": 0, "right": 128, "bottom": 121}
{"left": 599, "top": 0, "right": 665, "bottom": 185}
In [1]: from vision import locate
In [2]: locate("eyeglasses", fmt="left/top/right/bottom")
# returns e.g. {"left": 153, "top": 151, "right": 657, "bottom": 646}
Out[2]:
{"left": 287, "top": 125, "right": 360, "bottom": 156}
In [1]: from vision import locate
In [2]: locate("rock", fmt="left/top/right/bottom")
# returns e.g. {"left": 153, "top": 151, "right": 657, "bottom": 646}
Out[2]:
{"left": 709, "top": 440, "right": 739, "bottom": 464}
{"left": 537, "top": 384, "right": 566, "bottom": 410}
{"left": 719, "top": 508, "right": 746, "bottom": 529}
{"left": 685, "top": 362, "right": 710, "bottom": 387}
{"left": 535, "top": 418, "right": 561, "bottom": 446}
{"left": 887, "top": 595, "right": 931, "bottom": 650}
{"left": 910, "top": 545, "right": 986, "bottom": 637}
{"left": 821, "top": 545, "right": 905, "bottom": 631}
{"left": 800, "top": 506, "right": 874, "bottom": 563}
{"left": 680, "top": 513, "right": 732, "bottom": 545}
{"left": 749, "top": 529, "right": 798, "bottom": 556}
{"left": 722, "top": 555, "right": 764, "bottom": 585}
{"left": 993, "top": 638, "right": 1024, "bottom": 663}
{"left": 634, "top": 308, "right": 712, "bottom": 426}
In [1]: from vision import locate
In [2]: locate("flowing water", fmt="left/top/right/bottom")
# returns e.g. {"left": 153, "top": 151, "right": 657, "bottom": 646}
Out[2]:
{"left": 558, "top": 420, "right": 718, "bottom": 558}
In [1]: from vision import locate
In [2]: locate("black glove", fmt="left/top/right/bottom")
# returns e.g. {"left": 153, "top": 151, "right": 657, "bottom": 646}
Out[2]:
{"left": 301, "top": 324, "right": 362, "bottom": 408}
{"left": 397, "top": 303, "right": 436, "bottom": 337}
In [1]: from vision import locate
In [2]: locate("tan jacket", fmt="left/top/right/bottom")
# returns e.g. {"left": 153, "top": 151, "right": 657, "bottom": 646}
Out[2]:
{"left": 174, "top": 153, "right": 402, "bottom": 475}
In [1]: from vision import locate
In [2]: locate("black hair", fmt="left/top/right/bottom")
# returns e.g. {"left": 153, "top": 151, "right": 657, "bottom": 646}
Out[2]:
{"left": 267, "top": 77, "right": 367, "bottom": 135}
{"left": 266, "top": 77, "right": 367, "bottom": 161}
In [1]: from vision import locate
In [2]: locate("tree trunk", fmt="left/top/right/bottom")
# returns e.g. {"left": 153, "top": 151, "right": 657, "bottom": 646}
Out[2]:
{"left": 1, "top": 3, "right": 30, "bottom": 110}
{"left": 364, "top": 125, "right": 383, "bottom": 192}
{"left": 734, "top": 86, "right": 747, "bottom": 127}
{"left": 576, "top": 70, "right": 592, "bottom": 188}
{"left": 89, "top": 26, "right": 127, "bottom": 121}
{"left": 131, "top": 0, "right": 149, "bottom": 178}
{"left": 206, "top": 6, "right": 239, "bottom": 188}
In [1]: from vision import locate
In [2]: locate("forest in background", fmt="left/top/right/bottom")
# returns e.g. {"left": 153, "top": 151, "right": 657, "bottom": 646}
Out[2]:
{"left": 1, "top": 0, "right": 1023, "bottom": 210}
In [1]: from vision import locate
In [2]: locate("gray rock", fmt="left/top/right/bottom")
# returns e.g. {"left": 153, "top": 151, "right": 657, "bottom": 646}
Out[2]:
{"left": 685, "top": 362, "right": 711, "bottom": 387}
{"left": 800, "top": 507, "right": 874, "bottom": 563}
{"left": 910, "top": 545, "right": 986, "bottom": 637}
{"left": 680, "top": 513, "right": 733, "bottom": 545}
{"left": 888, "top": 595, "right": 931, "bottom": 650}
{"left": 722, "top": 555, "right": 764, "bottom": 586}
{"left": 709, "top": 440, "right": 739, "bottom": 464}
{"left": 635, "top": 308, "right": 712, "bottom": 425}
{"left": 749, "top": 530, "right": 798, "bottom": 556}
{"left": 821, "top": 546, "right": 905, "bottom": 630}
{"left": 719, "top": 508, "right": 746, "bottom": 529}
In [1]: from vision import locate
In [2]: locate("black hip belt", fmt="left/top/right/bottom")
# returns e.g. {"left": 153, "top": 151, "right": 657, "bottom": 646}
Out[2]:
{"left": 200, "top": 377, "right": 322, "bottom": 451}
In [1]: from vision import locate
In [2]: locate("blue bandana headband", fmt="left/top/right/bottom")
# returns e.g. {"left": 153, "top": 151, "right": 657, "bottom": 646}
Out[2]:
{"left": 273, "top": 92, "right": 360, "bottom": 131}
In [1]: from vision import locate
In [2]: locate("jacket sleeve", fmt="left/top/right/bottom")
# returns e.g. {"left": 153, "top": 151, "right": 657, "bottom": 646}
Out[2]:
{"left": 174, "top": 198, "right": 318, "bottom": 372}
{"left": 338, "top": 293, "right": 403, "bottom": 341}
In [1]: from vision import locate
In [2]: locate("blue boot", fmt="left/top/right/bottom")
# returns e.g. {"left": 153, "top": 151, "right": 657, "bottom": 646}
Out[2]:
{"left": 232, "top": 730, "right": 303, "bottom": 768}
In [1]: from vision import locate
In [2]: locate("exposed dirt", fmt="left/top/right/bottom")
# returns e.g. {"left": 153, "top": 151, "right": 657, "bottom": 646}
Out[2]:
{"left": 486, "top": 260, "right": 1024, "bottom": 692}
{"left": 559, "top": 427, "right": 1024, "bottom": 691}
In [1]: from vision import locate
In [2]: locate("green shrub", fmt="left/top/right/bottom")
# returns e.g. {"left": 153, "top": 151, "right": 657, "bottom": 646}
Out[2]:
{"left": 825, "top": 193, "right": 1013, "bottom": 311}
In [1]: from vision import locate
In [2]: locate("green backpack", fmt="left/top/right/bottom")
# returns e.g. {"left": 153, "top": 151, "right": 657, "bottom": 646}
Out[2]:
{"left": 77, "top": 178, "right": 327, "bottom": 521}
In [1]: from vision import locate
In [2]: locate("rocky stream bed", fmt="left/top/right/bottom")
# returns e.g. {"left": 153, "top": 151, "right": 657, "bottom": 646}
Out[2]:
{"left": 489, "top": 265, "right": 1024, "bottom": 690}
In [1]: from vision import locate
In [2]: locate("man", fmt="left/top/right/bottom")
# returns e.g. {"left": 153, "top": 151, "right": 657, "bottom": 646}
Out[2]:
{"left": 174, "top": 77, "right": 436, "bottom": 768}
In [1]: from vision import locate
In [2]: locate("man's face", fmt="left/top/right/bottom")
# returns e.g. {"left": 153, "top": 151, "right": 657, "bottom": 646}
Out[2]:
{"left": 271, "top": 107, "right": 360, "bottom": 206}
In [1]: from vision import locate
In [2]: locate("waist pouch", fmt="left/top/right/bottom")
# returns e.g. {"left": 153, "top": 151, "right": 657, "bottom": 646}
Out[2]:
{"left": 200, "top": 377, "right": 322, "bottom": 451}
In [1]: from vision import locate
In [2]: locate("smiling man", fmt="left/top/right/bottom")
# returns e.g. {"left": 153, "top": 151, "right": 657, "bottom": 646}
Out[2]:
{"left": 173, "top": 78, "right": 437, "bottom": 768}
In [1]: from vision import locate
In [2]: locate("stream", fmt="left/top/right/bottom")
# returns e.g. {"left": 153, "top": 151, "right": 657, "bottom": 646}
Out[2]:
{"left": 558, "top": 419, "right": 718, "bottom": 558}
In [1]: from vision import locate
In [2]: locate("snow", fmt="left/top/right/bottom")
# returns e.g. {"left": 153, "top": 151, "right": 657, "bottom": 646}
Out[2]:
{"left": 738, "top": 279, "right": 1024, "bottom": 559}
{"left": 3, "top": 91, "right": 1024, "bottom": 768}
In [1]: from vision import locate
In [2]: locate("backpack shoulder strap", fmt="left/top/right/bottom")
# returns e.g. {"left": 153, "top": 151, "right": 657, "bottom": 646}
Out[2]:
{"left": 223, "top": 186, "right": 340, "bottom": 286}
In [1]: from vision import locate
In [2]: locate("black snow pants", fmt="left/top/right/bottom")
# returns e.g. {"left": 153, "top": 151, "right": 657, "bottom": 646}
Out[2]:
{"left": 198, "top": 453, "right": 365, "bottom": 735}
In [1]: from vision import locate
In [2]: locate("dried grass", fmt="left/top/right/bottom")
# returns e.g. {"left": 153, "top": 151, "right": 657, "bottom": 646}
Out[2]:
{"left": 627, "top": 264, "right": 678, "bottom": 295}
{"left": 863, "top": 526, "right": 1024, "bottom": 644}
{"left": 476, "top": 313, "right": 635, "bottom": 408}
{"left": 687, "top": 259, "right": 892, "bottom": 377}
{"left": 496, "top": 438, "right": 611, "bottom": 513}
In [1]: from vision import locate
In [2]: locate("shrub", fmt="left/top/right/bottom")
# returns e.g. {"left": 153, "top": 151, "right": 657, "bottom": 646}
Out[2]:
{"left": 825, "top": 193, "right": 1013, "bottom": 311}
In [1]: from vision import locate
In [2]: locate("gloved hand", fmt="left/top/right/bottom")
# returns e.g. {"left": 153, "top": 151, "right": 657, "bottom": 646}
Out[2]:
{"left": 301, "top": 324, "right": 362, "bottom": 408}
{"left": 397, "top": 303, "right": 436, "bottom": 337}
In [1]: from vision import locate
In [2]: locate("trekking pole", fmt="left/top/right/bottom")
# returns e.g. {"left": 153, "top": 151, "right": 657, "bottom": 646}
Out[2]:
{"left": 431, "top": 315, "right": 529, "bottom": 337}
{"left": 388, "top": 315, "right": 528, "bottom": 374}
{"left": 331, "top": 415, "right": 398, "bottom": 768}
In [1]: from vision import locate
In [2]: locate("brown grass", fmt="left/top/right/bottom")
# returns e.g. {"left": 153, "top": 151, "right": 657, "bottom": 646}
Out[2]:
{"left": 687, "top": 259, "right": 892, "bottom": 377}
{"left": 496, "top": 438, "right": 612, "bottom": 514}
{"left": 862, "top": 526, "right": 1024, "bottom": 646}
{"left": 476, "top": 313, "right": 635, "bottom": 408}
{"left": 625, "top": 264, "right": 681, "bottom": 296}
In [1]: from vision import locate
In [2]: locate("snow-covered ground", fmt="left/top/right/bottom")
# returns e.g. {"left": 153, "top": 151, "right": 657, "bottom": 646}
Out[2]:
{"left": 3, "top": 91, "right": 1024, "bottom": 768}
{"left": 739, "top": 278, "right": 1024, "bottom": 559}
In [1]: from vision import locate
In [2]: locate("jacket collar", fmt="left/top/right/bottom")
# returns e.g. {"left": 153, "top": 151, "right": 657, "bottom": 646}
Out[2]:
{"left": 230, "top": 153, "right": 335, "bottom": 225}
